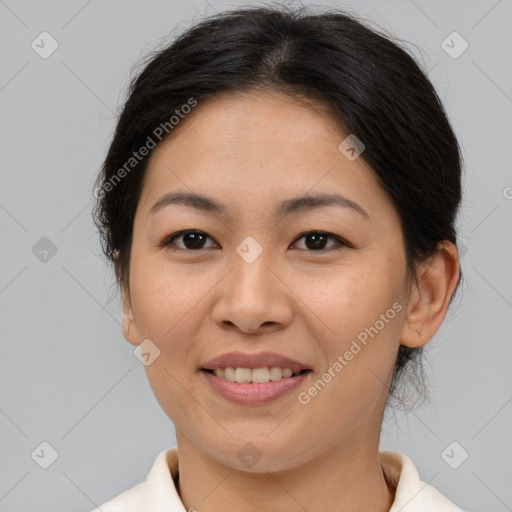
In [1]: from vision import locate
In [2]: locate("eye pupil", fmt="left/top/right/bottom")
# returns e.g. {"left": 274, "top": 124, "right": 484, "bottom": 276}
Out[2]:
{"left": 305, "top": 232, "right": 328, "bottom": 250}
{"left": 183, "top": 232, "right": 206, "bottom": 249}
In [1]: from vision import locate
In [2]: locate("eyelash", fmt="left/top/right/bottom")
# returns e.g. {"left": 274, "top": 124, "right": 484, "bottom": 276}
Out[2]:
{"left": 159, "top": 229, "right": 351, "bottom": 253}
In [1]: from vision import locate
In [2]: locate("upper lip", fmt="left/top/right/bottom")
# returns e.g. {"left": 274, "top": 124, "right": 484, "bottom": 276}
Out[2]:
{"left": 201, "top": 351, "right": 311, "bottom": 371}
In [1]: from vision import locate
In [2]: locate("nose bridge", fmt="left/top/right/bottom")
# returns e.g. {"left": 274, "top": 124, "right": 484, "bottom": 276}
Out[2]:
{"left": 230, "top": 234, "right": 275, "bottom": 300}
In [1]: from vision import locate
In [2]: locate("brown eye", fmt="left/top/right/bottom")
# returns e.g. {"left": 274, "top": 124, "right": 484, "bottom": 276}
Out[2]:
{"left": 292, "top": 231, "right": 348, "bottom": 251}
{"left": 162, "top": 230, "right": 217, "bottom": 250}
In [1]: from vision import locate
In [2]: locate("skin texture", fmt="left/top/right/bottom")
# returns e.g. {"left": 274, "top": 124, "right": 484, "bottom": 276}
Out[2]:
{"left": 121, "top": 90, "right": 460, "bottom": 512}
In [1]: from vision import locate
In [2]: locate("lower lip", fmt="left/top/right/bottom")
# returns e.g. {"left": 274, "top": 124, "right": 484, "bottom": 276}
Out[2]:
{"left": 201, "top": 370, "right": 311, "bottom": 405}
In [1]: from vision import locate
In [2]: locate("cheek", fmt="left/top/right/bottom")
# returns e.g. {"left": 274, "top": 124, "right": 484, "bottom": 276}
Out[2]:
{"left": 143, "top": 361, "right": 205, "bottom": 436}
{"left": 301, "top": 261, "right": 404, "bottom": 398}
{"left": 300, "top": 262, "right": 402, "bottom": 344}
{"left": 129, "top": 251, "right": 215, "bottom": 344}
{"left": 297, "top": 273, "right": 403, "bottom": 435}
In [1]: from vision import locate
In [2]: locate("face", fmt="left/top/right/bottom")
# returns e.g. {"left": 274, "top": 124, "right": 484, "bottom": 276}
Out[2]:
{"left": 122, "top": 90, "right": 414, "bottom": 471}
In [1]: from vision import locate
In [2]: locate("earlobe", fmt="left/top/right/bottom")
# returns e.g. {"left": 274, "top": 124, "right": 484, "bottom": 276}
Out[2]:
{"left": 116, "top": 253, "right": 141, "bottom": 347}
{"left": 400, "top": 241, "right": 460, "bottom": 348}
{"left": 122, "top": 287, "right": 141, "bottom": 347}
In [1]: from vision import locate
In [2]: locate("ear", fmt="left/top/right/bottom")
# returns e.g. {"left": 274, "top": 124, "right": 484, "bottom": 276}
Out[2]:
{"left": 114, "top": 249, "right": 141, "bottom": 346}
{"left": 121, "top": 284, "right": 141, "bottom": 347}
{"left": 401, "top": 241, "right": 460, "bottom": 348}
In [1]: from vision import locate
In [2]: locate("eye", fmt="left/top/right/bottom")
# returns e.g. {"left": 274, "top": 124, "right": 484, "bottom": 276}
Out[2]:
{"left": 160, "top": 229, "right": 349, "bottom": 252}
{"left": 160, "top": 230, "right": 218, "bottom": 251}
{"left": 291, "top": 231, "right": 349, "bottom": 252}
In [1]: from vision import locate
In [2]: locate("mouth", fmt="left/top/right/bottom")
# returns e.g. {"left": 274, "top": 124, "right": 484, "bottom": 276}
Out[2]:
{"left": 200, "top": 367, "right": 312, "bottom": 405}
{"left": 201, "top": 367, "right": 312, "bottom": 383}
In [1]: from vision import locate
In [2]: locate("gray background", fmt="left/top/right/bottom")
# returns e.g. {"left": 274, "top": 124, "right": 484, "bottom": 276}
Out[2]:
{"left": 1, "top": 0, "right": 511, "bottom": 510}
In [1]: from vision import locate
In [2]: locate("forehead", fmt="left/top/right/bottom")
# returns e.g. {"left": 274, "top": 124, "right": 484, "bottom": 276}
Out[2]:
{"left": 137, "top": 90, "right": 392, "bottom": 223}
{"left": 154, "top": 90, "right": 348, "bottom": 157}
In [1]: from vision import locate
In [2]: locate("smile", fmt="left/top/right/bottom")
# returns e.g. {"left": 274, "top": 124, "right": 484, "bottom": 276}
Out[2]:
{"left": 205, "top": 366, "right": 309, "bottom": 383}
{"left": 201, "top": 367, "right": 312, "bottom": 405}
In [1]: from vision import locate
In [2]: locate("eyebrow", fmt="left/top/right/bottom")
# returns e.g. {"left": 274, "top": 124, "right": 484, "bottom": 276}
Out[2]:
{"left": 148, "top": 191, "right": 370, "bottom": 221}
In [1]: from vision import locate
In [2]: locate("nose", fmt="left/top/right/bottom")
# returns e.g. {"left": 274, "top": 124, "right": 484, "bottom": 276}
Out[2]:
{"left": 211, "top": 246, "right": 293, "bottom": 335}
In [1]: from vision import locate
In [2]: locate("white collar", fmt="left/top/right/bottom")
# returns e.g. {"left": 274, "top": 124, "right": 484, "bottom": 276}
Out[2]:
{"left": 95, "top": 448, "right": 465, "bottom": 511}
{"left": 379, "top": 451, "right": 465, "bottom": 511}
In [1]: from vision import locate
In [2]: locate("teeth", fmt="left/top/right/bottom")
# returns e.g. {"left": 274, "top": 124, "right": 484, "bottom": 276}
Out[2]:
{"left": 211, "top": 366, "right": 303, "bottom": 383}
{"left": 224, "top": 367, "right": 235, "bottom": 381}
{"left": 250, "top": 367, "right": 269, "bottom": 383}
{"left": 269, "top": 366, "right": 282, "bottom": 381}
{"left": 235, "top": 367, "right": 251, "bottom": 383}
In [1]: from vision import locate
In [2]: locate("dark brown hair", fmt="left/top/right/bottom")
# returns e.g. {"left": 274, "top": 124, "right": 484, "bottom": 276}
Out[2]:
{"left": 92, "top": 3, "right": 464, "bottom": 410}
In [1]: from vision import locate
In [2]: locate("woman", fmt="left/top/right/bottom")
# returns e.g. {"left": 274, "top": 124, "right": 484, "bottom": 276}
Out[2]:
{"left": 91, "top": 4, "right": 465, "bottom": 511}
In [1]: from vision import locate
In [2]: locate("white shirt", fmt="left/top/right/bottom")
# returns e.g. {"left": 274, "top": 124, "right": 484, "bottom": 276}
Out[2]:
{"left": 90, "top": 448, "right": 466, "bottom": 511}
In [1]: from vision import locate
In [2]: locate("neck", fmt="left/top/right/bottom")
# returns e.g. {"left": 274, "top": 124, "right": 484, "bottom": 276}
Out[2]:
{"left": 175, "top": 430, "right": 395, "bottom": 512}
